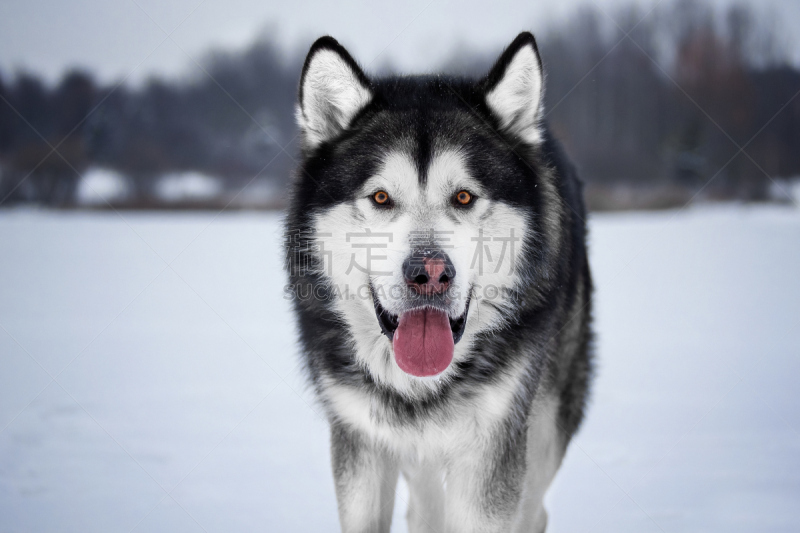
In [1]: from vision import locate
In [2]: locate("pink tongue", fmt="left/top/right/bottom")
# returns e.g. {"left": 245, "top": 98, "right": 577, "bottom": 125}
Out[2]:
{"left": 392, "top": 308, "right": 454, "bottom": 377}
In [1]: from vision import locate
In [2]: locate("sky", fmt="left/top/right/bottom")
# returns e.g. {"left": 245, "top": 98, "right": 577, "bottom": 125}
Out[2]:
{"left": 1, "top": 0, "right": 799, "bottom": 85}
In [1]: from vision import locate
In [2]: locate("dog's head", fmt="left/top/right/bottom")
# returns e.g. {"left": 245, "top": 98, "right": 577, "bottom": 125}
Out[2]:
{"left": 288, "top": 33, "right": 563, "bottom": 391}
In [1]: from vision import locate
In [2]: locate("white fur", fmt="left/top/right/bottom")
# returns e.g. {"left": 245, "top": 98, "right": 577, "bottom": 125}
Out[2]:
{"left": 485, "top": 44, "right": 544, "bottom": 145}
{"left": 298, "top": 48, "right": 372, "bottom": 149}
{"left": 403, "top": 460, "right": 445, "bottom": 532}
{"left": 511, "top": 395, "right": 563, "bottom": 533}
{"left": 333, "top": 441, "right": 398, "bottom": 532}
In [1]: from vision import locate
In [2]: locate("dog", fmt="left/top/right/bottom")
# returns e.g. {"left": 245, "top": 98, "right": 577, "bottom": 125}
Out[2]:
{"left": 284, "top": 32, "right": 593, "bottom": 533}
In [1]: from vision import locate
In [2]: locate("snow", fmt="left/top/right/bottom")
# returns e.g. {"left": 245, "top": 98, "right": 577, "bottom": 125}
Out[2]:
{"left": 229, "top": 177, "right": 285, "bottom": 208}
{"left": 155, "top": 172, "right": 222, "bottom": 203}
{"left": 75, "top": 168, "right": 130, "bottom": 205}
{"left": 769, "top": 177, "right": 800, "bottom": 206}
{"left": 0, "top": 205, "right": 798, "bottom": 532}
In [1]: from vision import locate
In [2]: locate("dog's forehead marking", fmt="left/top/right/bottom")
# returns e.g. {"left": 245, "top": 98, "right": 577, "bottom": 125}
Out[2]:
{"left": 375, "top": 151, "right": 419, "bottom": 198}
{"left": 427, "top": 148, "right": 476, "bottom": 197}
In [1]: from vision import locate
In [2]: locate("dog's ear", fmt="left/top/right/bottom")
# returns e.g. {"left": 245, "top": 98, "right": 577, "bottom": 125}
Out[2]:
{"left": 297, "top": 36, "right": 373, "bottom": 150}
{"left": 483, "top": 32, "right": 545, "bottom": 146}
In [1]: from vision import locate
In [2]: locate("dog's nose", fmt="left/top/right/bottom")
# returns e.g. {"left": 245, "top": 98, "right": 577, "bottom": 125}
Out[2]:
{"left": 402, "top": 250, "right": 456, "bottom": 295}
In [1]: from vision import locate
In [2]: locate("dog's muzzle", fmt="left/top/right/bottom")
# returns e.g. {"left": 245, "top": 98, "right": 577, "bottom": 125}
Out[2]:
{"left": 370, "top": 248, "right": 470, "bottom": 377}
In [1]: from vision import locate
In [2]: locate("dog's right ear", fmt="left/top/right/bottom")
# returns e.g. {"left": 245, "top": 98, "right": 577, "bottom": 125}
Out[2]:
{"left": 297, "top": 37, "right": 373, "bottom": 150}
{"left": 482, "top": 32, "right": 545, "bottom": 146}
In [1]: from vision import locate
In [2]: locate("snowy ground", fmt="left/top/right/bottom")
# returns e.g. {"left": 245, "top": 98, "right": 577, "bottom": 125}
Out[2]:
{"left": 0, "top": 205, "right": 798, "bottom": 532}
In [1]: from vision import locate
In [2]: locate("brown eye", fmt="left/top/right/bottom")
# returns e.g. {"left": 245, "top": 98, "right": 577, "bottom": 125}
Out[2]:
{"left": 373, "top": 190, "right": 390, "bottom": 205}
{"left": 455, "top": 190, "right": 473, "bottom": 205}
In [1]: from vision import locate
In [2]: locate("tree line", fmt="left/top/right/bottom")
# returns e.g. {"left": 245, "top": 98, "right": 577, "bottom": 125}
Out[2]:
{"left": 0, "top": 0, "right": 798, "bottom": 209}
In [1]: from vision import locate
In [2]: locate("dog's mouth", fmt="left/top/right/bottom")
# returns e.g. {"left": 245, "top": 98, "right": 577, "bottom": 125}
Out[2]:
{"left": 371, "top": 286, "right": 470, "bottom": 377}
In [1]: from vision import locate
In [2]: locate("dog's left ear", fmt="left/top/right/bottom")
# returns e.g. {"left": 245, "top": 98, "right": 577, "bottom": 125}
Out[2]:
{"left": 483, "top": 32, "right": 545, "bottom": 146}
{"left": 297, "top": 36, "right": 373, "bottom": 150}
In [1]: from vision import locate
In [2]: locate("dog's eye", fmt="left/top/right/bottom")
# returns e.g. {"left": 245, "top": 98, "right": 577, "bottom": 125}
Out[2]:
{"left": 454, "top": 190, "right": 473, "bottom": 206}
{"left": 372, "top": 190, "right": 391, "bottom": 206}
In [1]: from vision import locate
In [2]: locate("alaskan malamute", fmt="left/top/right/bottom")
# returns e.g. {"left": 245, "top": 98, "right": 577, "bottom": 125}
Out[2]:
{"left": 285, "top": 32, "right": 593, "bottom": 532}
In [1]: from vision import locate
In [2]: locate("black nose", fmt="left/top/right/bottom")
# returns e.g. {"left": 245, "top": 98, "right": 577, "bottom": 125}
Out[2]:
{"left": 402, "top": 250, "right": 456, "bottom": 295}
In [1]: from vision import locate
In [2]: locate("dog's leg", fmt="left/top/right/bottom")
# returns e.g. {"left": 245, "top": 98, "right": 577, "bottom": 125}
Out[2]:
{"left": 443, "top": 428, "right": 528, "bottom": 533}
{"left": 510, "top": 395, "right": 566, "bottom": 533}
{"left": 402, "top": 461, "right": 445, "bottom": 533}
{"left": 330, "top": 423, "right": 399, "bottom": 533}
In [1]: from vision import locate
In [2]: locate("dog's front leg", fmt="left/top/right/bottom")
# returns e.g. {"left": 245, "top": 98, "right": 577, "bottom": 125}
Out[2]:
{"left": 444, "top": 429, "right": 528, "bottom": 533}
{"left": 403, "top": 460, "right": 445, "bottom": 533}
{"left": 330, "top": 422, "right": 399, "bottom": 533}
